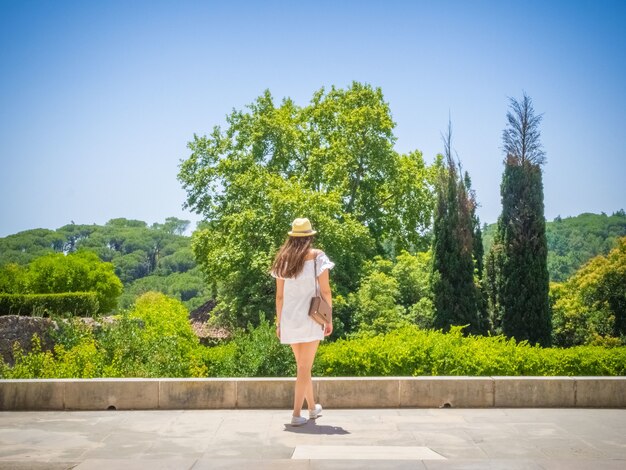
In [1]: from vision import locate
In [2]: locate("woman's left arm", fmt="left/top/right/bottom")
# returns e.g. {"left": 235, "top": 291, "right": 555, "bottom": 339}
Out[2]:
{"left": 318, "top": 269, "right": 333, "bottom": 336}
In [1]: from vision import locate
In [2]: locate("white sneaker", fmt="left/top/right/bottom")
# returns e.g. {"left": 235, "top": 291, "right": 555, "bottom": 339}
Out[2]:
{"left": 309, "top": 404, "right": 323, "bottom": 419}
{"left": 291, "top": 416, "right": 307, "bottom": 426}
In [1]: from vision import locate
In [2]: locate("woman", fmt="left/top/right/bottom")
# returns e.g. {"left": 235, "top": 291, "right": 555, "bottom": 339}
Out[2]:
{"left": 271, "top": 217, "right": 334, "bottom": 426}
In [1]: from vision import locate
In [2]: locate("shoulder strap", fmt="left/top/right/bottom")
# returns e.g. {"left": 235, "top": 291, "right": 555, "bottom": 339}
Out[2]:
{"left": 313, "top": 255, "right": 320, "bottom": 296}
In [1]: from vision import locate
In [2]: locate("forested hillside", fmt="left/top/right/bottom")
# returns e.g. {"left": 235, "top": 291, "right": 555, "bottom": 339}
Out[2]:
{"left": 0, "top": 217, "right": 210, "bottom": 310}
{"left": 483, "top": 211, "right": 626, "bottom": 282}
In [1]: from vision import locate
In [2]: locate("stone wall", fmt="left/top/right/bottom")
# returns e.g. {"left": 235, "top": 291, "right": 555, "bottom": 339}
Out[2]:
{"left": 1, "top": 377, "right": 624, "bottom": 410}
{"left": 0, "top": 315, "right": 57, "bottom": 365}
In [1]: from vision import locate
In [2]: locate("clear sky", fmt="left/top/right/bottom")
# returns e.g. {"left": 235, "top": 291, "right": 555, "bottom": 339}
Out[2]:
{"left": 1, "top": 0, "right": 625, "bottom": 238}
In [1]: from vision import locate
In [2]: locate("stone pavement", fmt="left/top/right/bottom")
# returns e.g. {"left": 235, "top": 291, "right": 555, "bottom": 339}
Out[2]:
{"left": 1, "top": 408, "right": 625, "bottom": 469}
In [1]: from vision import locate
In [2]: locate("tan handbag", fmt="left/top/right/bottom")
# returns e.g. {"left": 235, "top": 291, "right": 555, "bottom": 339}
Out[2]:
{"left": 308, "top": 256, "right": 332, "bottom": 326}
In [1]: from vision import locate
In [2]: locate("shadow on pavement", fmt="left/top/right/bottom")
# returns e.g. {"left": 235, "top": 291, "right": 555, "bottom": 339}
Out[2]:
{"left": 283, "top": 421, "right": 350, "bottom": 435}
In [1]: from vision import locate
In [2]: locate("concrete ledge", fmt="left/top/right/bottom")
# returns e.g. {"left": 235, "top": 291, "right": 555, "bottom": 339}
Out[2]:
{"left": 159, "top": 378, "right": 236, "bottom": 409}
{"left": 236, "top": 378, "right": 294, "bottom": 408}
{"left": 494, "top": 376, "right": 576, "bottom": 407}
{"left": 574, "top": 376, "right": 626, "bottom": 408}
{"left": 317, "top": 377, "right": 400, "bottom": 408}
{"left": 0, "top": 379, "right": 64, "bottom": 410}
{"left": 400, "top": 376, "right": 494, "bottom": 408}
{"left": 64, "top": 378, "right": 160, "bottom": 410}
{"left": 1, "top": 377, "right": 625, "bottom": 411}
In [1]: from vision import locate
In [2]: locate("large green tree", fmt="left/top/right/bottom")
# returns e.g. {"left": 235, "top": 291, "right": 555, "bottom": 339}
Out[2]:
{"left": 178, "top": 82, "right": 436, "bottom": 327}
{"left": 490, "top": 93, "right": 551, "bottom": 346}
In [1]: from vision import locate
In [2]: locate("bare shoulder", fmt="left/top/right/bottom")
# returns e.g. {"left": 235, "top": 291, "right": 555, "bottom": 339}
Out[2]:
{"left": 304, "top": 248, "right": 323, "bottom": 261}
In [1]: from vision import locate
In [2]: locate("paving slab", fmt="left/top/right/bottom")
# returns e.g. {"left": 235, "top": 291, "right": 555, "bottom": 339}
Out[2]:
{"left": 292, "top": 445, "right": 445, "bottom": 460}
{"left": 0, "top": 408, "right": 624, "bottom": 469}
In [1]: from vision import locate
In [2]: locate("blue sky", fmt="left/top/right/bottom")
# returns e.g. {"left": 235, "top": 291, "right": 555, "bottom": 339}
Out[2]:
{"left": 1, "top": 0, "right": 625, "bottom": 238}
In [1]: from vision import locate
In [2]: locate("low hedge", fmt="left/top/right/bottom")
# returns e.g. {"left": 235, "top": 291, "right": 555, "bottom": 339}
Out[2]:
{"left": 313, "top": 325, "right": 626, "bottom": 376}
{"left": 0, "top": 293, "right": 99, "bottom": 318}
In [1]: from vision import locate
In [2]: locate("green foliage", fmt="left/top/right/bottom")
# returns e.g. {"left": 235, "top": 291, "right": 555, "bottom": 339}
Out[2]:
{"left": 484, "top": 232, "right": 505, "bottom": 334}
{"left": 0, "top": 331, "right": 105, "bottom": 379}
{"left": 488, "top": 95, "right": 550, "bottom": 346}
{"left": 0, "top": 292, "right": 99, "bottom": 317}
{"left": 351, "top": 272, "right": 410, "bottom": 334}
{"left": 0, "top": 250, "right": 122, "bottom": 314}
{"left": 118, "top": 267, "right": 210, "bottom": 311}
{"left": 0, "top": 228, "right": 68, "bottom": 265}
{"left": 432, "top": 149, "right": 482, "bottom": 334}
{"left": 313, "top": 325, "right": 626, "bottom": 377}
{"left": 204, "top": 319, "right": 296, "bottom": 377}
{"left": 392, "top": 251, "right": 433, "bottom": 308}
{"left": 0, "top": 292, "right": 207, "bottom": 378}
{"left": 3, "top": 303, "right": 625, "bottom": 379}
{"left": 190, "top": 180, "right": 374, "bottom": 327}
{"left": 0, "top": 263, "right": 28, "bottom": 293}
{"left": 179, "top": 83, "right": 435, "bottom": 251}
{"left": 178, "top": 83, "right": 436, "bottom": 327}
{"left": 551, "top": 237, "right": 626, "bottom": 346}
{"left": 346, "top": 251, "right": 434, "bottom": 334}
{"left": 105, "top": 292, "right": 206, "bottom": 377}
{"left": 0, "top": 217, "right": 208, "bottom": 312}
{"left": 484, "top": 213, "right": 626, "bottom": 284}
{"left": 547, "top": 211, "right": 626, "bottom": 282}
{"left": 495, "top": 162, "right": 551, "bottom": 346}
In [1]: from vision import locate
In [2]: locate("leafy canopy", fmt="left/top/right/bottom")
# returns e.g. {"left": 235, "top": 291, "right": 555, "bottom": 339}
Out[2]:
{"left": 178, "top": 82, "right": 436, "bottom": 327}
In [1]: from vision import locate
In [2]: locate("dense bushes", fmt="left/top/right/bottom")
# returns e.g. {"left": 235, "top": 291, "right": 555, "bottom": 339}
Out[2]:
{"left": 313, "top": 325, "right": 626, "bottom": 376}
{"left": 2, "top": 293, "right": 625, "bottom": 379}
{"left": 196, "top": 324, "right": 626, "bottom": 377}
{"left": 0, "top": 292, "right": 99, "bottom": 317}
{"left": 203, "top": 319, "right": 295, "bottom": 377}
{"left": 0, "top": 250, "right": 122, "bottom": 314}
{"left": 550, "top": 237, "right": 626, "bottom": 346}
{"left": 0, "top": 292, "right": 206, "bottom": 378}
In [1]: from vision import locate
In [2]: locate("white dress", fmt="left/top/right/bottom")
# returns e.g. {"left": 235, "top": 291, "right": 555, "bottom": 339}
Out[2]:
{"left": 272, "top": 251, "right": 335, "bottom": 344}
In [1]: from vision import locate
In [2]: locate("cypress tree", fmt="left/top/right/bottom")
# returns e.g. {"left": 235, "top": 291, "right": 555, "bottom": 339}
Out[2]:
{"left": 490, "top": 93, "right": 551, "bottom": 346}
{"left": 465, "top": 172, "right": 484, "bottom": 279}
{"left": 464, "top": 171, "right": 488, "bottom": 331}
{"left": 432, "top": 123, "right": 481, "bottom": 334}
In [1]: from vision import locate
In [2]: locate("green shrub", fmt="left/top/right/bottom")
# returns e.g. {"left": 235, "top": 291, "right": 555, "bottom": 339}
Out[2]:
{"left": 200, "top": 318, "right": 295, "bottom": 377}
{"left": 0, "top": 292, "right": 207, "bottom": 378}
{"left": 0, "top": 334, "right": 104, "bottom": 379}
{"left": 3, "top": 300, "right": 625, "bottom": 379}
{"left": 313, "top": 325, "right": 626, "bottom": 376}
{"left": 1, "top": 250, "right": 123, "bottom": 313}
{"left": 0, "top": 292, "right": 99, "bottom": 317}
{"left": 97, "top": 292, "right": 206, "bottom": 377}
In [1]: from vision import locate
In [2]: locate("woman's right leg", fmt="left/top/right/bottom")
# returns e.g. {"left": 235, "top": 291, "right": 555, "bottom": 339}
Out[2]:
{"left": 290, "top": 341, "right": 319, "bottom": 417}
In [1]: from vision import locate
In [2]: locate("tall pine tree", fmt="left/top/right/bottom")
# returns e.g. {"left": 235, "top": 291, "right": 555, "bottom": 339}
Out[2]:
{"left": 488, "top": 93, "right": 551, "bottom": 346}
{"left": 432, "top": 122, "right": 482, "bottom": 334}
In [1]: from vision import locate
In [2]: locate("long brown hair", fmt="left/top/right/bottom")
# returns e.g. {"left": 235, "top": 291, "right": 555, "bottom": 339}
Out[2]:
{"left": 271, "top": 236, "right": 313, "bottom": 279}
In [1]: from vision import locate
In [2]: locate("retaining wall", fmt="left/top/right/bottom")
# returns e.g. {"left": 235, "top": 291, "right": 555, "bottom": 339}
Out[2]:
{"left": 1, "top": 377, "right": 625, "bottom": 410}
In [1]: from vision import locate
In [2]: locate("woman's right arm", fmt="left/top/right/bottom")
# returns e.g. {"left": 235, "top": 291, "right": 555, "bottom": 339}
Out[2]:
{"left": 275, "top": 278, "right": 284, "bottom": 338}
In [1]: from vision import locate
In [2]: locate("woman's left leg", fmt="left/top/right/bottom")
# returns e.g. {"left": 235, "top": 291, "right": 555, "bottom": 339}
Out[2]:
{"left": 290, "top": 340, "right": 320, "bottom": 417}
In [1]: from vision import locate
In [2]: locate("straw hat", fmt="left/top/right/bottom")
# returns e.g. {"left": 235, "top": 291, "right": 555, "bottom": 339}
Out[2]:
{"left": 288, "top": 218, "right": 317, "bottom": 237}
